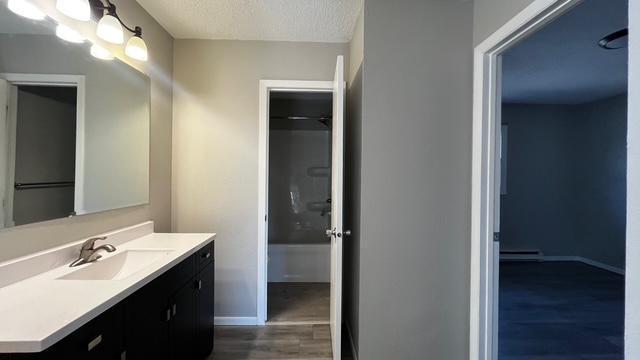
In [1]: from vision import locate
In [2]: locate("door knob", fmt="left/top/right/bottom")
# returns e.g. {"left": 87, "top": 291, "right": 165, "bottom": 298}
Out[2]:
{"left": 326, "top": 228, "right": 351, "bottom": 238}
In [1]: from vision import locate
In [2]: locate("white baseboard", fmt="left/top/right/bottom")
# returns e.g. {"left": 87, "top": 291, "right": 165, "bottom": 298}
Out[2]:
{"left": 578, "top": 257, "right": 625, "bottom": 275}
{"left": 500, "top": 254, "right": 625, "bottom": 275}
{"left": 346, "top": 322, "right": 358, "bottom": 360}
{"left": 214, "top": 317, "right": 259, "bottom": 326}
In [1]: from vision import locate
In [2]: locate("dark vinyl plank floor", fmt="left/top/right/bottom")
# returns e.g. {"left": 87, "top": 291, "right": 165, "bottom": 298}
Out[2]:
{"left": 268, "top": 283, "right": 330, "bottom": 323}
{"left": 212, "top": 324, "right": 332, "bottom": 359}
{"left": 499, "top": 262, "right": 624, "bottom": 360}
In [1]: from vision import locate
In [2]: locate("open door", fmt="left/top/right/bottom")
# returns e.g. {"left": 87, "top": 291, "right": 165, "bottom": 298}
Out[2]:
{"left": 327, "top": 55, "right": 345, "bottom": 359}
{"left": 0, "top": 78, "right": 8, "bottom": 228}
{"left": 490, "top": 57, "right": 504, "bottom": 360}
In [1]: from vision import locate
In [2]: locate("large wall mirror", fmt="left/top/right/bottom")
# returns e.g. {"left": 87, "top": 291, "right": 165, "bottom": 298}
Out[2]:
{"left": 0, "top": 5, "right": 150, "bottom": 229}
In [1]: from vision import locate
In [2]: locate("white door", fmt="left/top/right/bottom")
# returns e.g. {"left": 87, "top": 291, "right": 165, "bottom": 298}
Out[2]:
{"left": 328, "top": 55, "right": 345, "bottom": 359}
{"left": 491, "top": 58, "right": 504, "bottom": 360}
{"left": 0, "top": 78, "right": 8, "bottom": 228}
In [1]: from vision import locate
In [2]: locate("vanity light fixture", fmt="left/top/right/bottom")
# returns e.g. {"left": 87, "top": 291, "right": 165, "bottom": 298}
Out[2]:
{"left": 92, "top": 0, "right": 148, "bottom": 61}
{"left": 56, "top": 24, "right": 84, "bottom": 43}
{"left": 7, "top": 0, "right": 46, "bottom": 20}
{"left": 56, "top": 0, "right": 91, "bottom": 21}
{"left": 124, "top": 31, "right": 148, "bottom": 61}
{"left": 96, "top": 12, "right": 124, "bottom": 44}
{"left": 90, "top": 44, "right": 114, "bottom": 60}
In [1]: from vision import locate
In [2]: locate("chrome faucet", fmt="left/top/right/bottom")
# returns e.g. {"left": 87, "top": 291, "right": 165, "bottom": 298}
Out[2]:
{"left": 70, "top": 236, "right": 116, "bottom": 267}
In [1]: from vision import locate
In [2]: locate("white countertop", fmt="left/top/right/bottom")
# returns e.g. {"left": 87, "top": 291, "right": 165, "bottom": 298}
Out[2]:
{"left": 0, "top": 229, "right": 215, "bottom": 353}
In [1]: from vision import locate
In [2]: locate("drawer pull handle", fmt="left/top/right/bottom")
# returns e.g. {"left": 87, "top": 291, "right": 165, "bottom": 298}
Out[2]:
{"left": 165, "top": 308, "right": 171, "bottom": 321}
{"left": 88, "top": 334, "right": 102, "bottom": 351}
{"left": 198, "top": 279, "right": 203, "bottom": 290}
{"left": 172, "top": 304, "right": 177, "bottom": 316}
{"left": 202, "top": 252, "right": 211, "bottom": 259}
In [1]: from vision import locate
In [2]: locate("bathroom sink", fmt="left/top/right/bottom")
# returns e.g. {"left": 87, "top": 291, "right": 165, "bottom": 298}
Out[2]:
{"left": 58, "top": 249, "right": 174, "bottom": 281}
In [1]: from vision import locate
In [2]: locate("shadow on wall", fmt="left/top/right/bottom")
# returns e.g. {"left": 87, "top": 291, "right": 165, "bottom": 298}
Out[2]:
{"left": 343, "top": 64, "right": 363, "bottom": 356}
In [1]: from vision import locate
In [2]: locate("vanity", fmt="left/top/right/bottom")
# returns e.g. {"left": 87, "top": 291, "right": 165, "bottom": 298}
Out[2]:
{"left": 0, "top": 3, "right": 215, "bottom": 359}
{"left": 0, "top": 223, "right": 216, "bottom": 359}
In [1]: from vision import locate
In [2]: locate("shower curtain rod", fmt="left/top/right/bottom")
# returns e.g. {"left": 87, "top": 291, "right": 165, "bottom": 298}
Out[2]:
{"left": 270, "top": 116, "right": 332, "bottom": 121}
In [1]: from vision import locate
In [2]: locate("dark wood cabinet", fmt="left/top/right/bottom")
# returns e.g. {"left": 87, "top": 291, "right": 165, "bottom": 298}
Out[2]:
{"left": 195, "top": 262, "right": 215, "bottom": 358}
{"left": 124, "top": 278, "right": 170, "bottom": 360}
{"left": 169, "top": 281, "right": 196, "bottom": 359}
{"left": 1, "top": 241, "right": 215, "bottom": 360}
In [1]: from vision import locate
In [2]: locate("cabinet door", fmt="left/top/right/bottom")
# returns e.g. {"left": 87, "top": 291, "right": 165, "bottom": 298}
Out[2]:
{"left": 195, "top": 262, "right": 215, "bottom": 358}
{"left": 124, "top": 280, "right": 170, "bottom": 360}
{"left": 70, "top": 307, "right": 123, "bottom": 360}
{"left": 169, "top": 282, "right": 195, "bottom": 359}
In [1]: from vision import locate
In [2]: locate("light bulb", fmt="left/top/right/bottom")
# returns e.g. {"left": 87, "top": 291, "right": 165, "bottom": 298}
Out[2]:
{"left": 90, "top": 44, "right": 114, "bottom": 60}
{"left": 56, "top": 24, "right": 84, "bottom": 43}
{"left": 7, "top": 0, "right": 46, "bottom": 20}
{"left": 56, "top": 0, "right": 90, "bottom": 21}
{"left": 125, "top": 35, "right": 148, "bottom": 61}
{"left": 96, "top": 14, "right": 124, "bottom": 44}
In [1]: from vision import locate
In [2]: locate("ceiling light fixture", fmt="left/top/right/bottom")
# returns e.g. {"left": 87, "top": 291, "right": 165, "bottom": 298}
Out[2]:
{"left": 90, "top": 44, "right": 114, "bottom": 60}
{"left": 56, "top": 0, "right": 90, "bottom": 21}
{"left": 91, "top": 0, "right": 148, "bottom": 61}
{"left": 56, "top": 24, "right": 84, "bottom": 43}
{"left": 7, "top": 0, "right": 46, "bottom": 20}
{"left": 598, "top": 28, "right": 628, "bottom": 50}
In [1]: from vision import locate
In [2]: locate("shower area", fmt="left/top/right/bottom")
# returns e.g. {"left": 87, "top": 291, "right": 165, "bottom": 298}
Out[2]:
{"left": 267, "top": 91, "right": 331, "bottom": 323}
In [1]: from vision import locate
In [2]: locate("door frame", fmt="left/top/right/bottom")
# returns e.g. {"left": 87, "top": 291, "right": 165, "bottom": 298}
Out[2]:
{"left": 467, "top": 0, "right": 610, "bottom": 359}
{"left": 0, "top": 73, "right": 86, "bottom": 226}
{"left": 257, "top": 79, "right": 334, "bottom": 325}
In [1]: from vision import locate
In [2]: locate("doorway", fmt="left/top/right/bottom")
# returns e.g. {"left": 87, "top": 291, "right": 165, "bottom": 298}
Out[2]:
{"left": 266, "top": 91, "right": 332, "bottom": 324}
{"left": 470, "top": 0, "right": 632, "bottom": 359}
{"left": 257, "top": 55, "right": 346, "bottom": 360}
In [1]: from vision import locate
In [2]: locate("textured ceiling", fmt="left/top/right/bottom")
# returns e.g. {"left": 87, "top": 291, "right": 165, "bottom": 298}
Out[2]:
{"left": 502, "top": 0, "right": 628, "bottom": 104}
{"left": 135, "top": 0, "right": 363, "bottom": 42}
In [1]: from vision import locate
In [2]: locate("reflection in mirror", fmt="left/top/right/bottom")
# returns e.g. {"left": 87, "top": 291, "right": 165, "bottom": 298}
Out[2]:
{"left": 0, "top": 5, "right": 150, "bottom": 229}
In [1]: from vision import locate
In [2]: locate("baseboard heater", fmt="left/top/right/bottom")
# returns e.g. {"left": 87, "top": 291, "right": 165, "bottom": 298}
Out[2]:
{"left": 500, "top": 249, "right": 543, "bottom": 261}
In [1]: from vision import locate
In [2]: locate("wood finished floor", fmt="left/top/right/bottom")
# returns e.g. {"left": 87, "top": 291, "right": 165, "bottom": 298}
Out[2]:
{"left": 211, "top": 324, "right": 332, "bottom": 359}
{"left": 267, "top": 283, "right": 330, "bottom": 323}
{"left": 499, "top": 262, "right": 624, "bottom": 360}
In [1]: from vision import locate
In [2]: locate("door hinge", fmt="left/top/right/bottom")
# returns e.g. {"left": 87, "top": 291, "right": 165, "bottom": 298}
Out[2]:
{"left": 493, "top": 232, "right": 500, "bottom": 242}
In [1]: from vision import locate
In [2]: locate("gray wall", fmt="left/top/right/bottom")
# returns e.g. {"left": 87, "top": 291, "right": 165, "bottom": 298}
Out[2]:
{"left": 172, "top": 39, "right": 348, "bottom": 318}
{"left": 353, "top": 0, "right": 473, "bottom": 358}
{"left": 501, "top": 96, "right": 627, "bottom": 270}
{"left": 473, "top": 0, "right": 536, "bottom": 45}
{"left": 0, "top": 0, "right": 174, "bottom": 262}
{"left": 500, "top": 104, "right": 583, "bottom": 256}
{"left": 575, "top": 95, "right": 627, "bottom": 268}
{"left": 345, "top": 64, "right": 362, "bottom": 355}
{"left": 344, "top": 5, "right": 363, "bottom": 354}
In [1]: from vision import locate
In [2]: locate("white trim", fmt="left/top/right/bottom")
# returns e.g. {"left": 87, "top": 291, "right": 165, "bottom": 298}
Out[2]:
{"left": 257, "top": 79, "right": 333, "bottom": 325}
{"left": 266, "top": 320, "right": 330, "bottom": 326}
{"left": 214, "top": 317, "right": 259, "bottom": 326}
{"left": 0, "top": 73, "right": 86, "bottom": 217}
{"left": 470, "top": 1, "right": 586, "bottom": 359}
{"left": 501, "top": 255, "right": 625, "bottom": 275}
{"left": 346, "top": 322, "right": 358, "bottom": 360}
{"left": 579, "top": 257, "right": 626, "bottom": 276}
{"left": 4, "top": 85, "right": 17, "bottom": 228}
